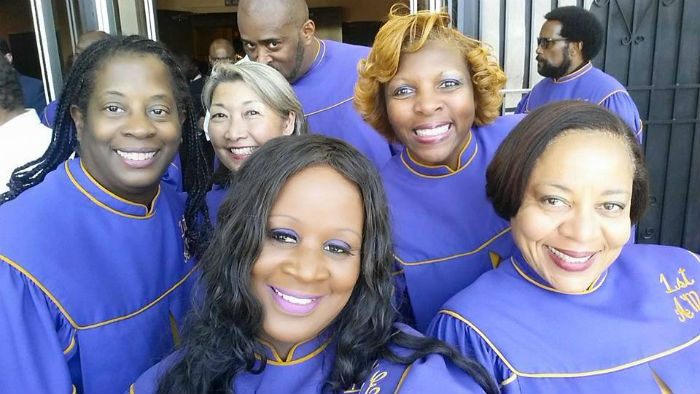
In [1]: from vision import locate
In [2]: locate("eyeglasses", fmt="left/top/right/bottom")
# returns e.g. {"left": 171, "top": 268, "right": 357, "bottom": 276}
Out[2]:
{"left": 537, "top": 37, "right": 568, "bottom": 49}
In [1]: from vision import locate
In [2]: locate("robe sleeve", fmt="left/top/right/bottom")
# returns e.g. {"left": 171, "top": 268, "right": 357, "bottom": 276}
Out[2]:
{"left": 514, "top": 93, "right": 530, "bottom": 114}
{"left": 428, "top": 311, "right": 521, "bottom": 393}
{"left": 128, "top": 351, "right": 183, "bottom": 394}
{"left": 0, "top": 260, "right": 75, "bottom": 393}
{"left": 396, "top": 352, "right": 487, "bottom": 394}
{"left": 599, "top": 91, "right": 643, "bottom": 143}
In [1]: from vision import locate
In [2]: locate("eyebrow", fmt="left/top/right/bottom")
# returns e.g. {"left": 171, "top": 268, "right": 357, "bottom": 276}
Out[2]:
{"left": 211, "top": 100, "right": 262, "bottom": 108}
{"left": 541, "top": 183, "right": 631, "bottom": 196}
{"left": 101, "top": 91, "right": 171, "bottom": 101}
{"left": 268, "top": 214, "right": 362, "bottom": 239}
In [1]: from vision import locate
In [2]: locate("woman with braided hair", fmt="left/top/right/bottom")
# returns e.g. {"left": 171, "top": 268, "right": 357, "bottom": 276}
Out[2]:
{"left": 0, "top": 35, "right": 211, "bottom": 393}
{"left": 354, "top": 6, "right": 524, "bottom": 331}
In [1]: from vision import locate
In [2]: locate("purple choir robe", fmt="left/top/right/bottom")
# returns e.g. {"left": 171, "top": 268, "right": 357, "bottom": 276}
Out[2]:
{"left": 515, "top": 62, "right": 643, "bottom": 143}
{"left": 293, "top": 39, "right": 392, "bottom": 168}
{"left": 129, "top": 323, "right": 485, "bottom": 394}
{"left": 381, "top": 115, "right": 523, "bottom": 331}
{"left": 0, "top": 158, "right": 197, "bottom": 393}
{"left": 205, "top": 184, "right": 228, "bottom": 225}
{"left": 430, "top": 244, "right": 700, "bottom": 393}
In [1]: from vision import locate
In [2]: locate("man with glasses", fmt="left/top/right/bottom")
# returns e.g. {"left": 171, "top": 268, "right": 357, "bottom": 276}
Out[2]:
{"left": 516, "top": 6, "right": 642, "bottom": 142}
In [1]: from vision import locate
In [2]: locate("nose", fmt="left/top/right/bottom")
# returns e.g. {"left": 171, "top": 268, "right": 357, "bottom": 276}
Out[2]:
{"left": 281, "top": 242, "right": 331, "bottom": 283}
{"left": 123, "top": 111, "right": 156, "bottom": 138}
{"left": 535, "top": 45, "right": 544, "bottom": 55}
{"left": 224, "top": 116, "right": 248, "bottom": 141}
{"left": 560, "top": 205, "right": 599, "bottom": 244}
{"left": 252, "top": 47, "right": 273, "bottom": 65}
{"left": 413, "top": 89, "right": 443, "bottom": 115}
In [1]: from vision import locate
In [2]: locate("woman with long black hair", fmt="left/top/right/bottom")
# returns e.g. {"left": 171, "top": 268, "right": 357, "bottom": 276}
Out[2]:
{"left": 130, "top": 134, "right": 497, "bottom": 394}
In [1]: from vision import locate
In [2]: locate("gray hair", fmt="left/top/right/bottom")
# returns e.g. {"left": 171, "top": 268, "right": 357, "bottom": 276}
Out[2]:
{"left": 202, "top": 61, "right": 308, "bottom": 135}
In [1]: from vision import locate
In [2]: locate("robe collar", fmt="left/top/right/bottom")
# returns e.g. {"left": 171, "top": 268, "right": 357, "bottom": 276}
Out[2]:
{"left": 65, "top": 158, "right": 160, "bottom": 219}
{"left": 510, "top": 249, "right": 608, "bottom": 295}
{"left": 257, "top": 328, "right": 333, "bottom": 366}
{"left": 400, "top": 129, "right": 477, "bottom": 177}
{"left": 553, "top": 61, "right": 593, "bottom": 84}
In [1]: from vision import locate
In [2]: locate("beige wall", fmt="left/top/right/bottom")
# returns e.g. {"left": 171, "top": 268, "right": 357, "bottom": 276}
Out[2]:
{"left": 0, "top": 0, "right": 34, "bottom": 42}
{"left": 156, "top": 0, "right": 406, "bottom": 22}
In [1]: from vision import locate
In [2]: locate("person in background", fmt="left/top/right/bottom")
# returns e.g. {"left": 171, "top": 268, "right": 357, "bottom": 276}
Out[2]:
{"left": 515, "top": 6, "right": 642, "bottom": 143}
{"left": 237, "top": 0, "right": 393, "bottom": 169}
{"left": 431, "top": 101, "right": 699, "bottom": 393}
{"left": 0, "top": 37, "right": 46, "bottom": 116}
{"left": 0, "top": 56, "right": 51, "bottom": 193}
{"left": 0, "top": 35, "right": 211, "bottom": 393}
{"left": 208, "top": 38, "right": 239, "bottom": 69}
{"left": 41, "top": 30, "right": 109, "bottom": 128}
{"left": 201, "top": 61, "right": 308, "bottom": 224}
{"left": 129, "top": 134, "right": 498, "bottom": 394}
{"left": 355, "top": 6, "right": 522, "bottom": 331}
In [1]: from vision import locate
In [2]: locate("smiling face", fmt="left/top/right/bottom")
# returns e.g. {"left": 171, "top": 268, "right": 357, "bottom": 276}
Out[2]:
{"left": 208, "top": 80, "right": 294, "bottom": 171}
{"left": 252, "top": 165, "right": 363, "bottom": 358}
{"left": 511, "top": 131, "right": 634, "bottom": 292}
{"left": 71, "top": 53, "right": 181, "bottom": 205}
{"left": 385, "top": 40, "right": 475, "bottom": 169}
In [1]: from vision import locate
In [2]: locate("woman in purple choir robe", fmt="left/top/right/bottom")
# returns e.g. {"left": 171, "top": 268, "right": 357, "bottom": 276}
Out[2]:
{"left": 130, "top": 134, "right": 497, "bottom": 394}
{"left": 201, "top": 61, "right": 308, "bottom": 224}
{"left": 430, "top": 101, "right": 700, "bottom": 393}
{"left": 354, "top": 6, "right": 523, "bottom": 331}
{"left": 0, "top": 36, "right": 211, "bottom": 393}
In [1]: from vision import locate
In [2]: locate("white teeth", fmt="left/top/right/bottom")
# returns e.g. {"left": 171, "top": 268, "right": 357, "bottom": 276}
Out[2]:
{"left": 116, "top": 150, "right": 156, "bottom": 161}
{"left": 272, "top": 287, "right": 315, "bottom": 305}
{"left": 546, "top": 246, "right": 592, "bottom": 264}
{"left": 230, "top": 146, "right": 257, "bottom": 155}
{"left": 414, "top": 124, "right": 450, "bottom": 137}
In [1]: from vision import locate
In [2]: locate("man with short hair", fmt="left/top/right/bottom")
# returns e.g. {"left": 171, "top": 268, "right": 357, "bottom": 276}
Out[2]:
{"left": 237, "top": 0, "right": 392, "bottom": 168}
{"left": 516, "top": 6, "right": 642, "bottom": 141}
{"left": 0, "top": 56, "right": 51, "bottom": 194}
{"left": 209, "top": 38, "right": 239, "bottom": 68}
{"left": 0, "top": 38, "right": 46, "bottom": 117}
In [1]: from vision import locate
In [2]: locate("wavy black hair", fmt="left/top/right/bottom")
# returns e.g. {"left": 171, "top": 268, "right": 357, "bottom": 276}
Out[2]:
{"left": 157, "top": 134, "right": 498, "bottom": 394}
{"left": 0, "top": 35, "right": 212, "bottom": 257}
{"left": 545, "top": 6, "right": 603, "bottom": 61}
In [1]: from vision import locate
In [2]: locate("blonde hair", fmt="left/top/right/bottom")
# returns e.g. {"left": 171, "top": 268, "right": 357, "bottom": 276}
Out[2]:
{"left": 354, "top": 5, "right": 506, "bottom": 141}
{"left": 202, "top": 61, "right": 308, "bottom": 135}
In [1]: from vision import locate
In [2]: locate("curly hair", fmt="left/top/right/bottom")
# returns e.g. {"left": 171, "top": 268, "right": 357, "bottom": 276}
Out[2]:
{"left": 354, "top": 4, "right": 506, "bottom": 142}
{"left": 0, "top": 55, "right": 22, "bottom": 112}
{"left": 545, "top": 6, "right": 603, "bottom": 62}
{"left": 157, "top": 134, "right": 498, "bottom": 394}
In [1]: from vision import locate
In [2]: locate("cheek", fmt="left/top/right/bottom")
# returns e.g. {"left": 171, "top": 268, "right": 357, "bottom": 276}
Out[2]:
{"left": 603, "top": 218, "right": 632, "bottom": 248}
{"left": 512, "top": 207, "right": 558, "bottom": 246}
{"left": 329, "top": 259, "right": 361, "bottom": 295}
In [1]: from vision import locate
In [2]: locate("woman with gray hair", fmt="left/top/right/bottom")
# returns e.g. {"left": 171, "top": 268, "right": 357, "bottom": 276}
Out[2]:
{"left": 202, "top": 61, "right": 308, "bottom": 224}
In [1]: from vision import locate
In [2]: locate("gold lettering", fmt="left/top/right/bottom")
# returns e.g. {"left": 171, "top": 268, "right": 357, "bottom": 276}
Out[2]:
{"left": 364, "top": 370, "right": 388, "bottom": 394}
{"left": 660, "top": 273, "right": 677, "bottom": 294}
{"left": 680, "top": 290, "right": 700, "bottom": 312}
{"left": 674, "top": 296, "right": 694, "bottom": 322}
{"left": 678, "top": 268, "right": 696, "bottom": 287}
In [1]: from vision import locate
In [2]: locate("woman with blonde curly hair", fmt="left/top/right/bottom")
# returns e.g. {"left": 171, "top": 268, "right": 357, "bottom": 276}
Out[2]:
{"left": 354, "top": 6, "right": 524, "bottom": 331}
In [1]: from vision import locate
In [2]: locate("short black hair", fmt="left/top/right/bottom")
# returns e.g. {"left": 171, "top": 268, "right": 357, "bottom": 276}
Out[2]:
{"left": 545, "top": 6, "right": 603, "bottom": 61}
{"left": 486, "top": 100, "right": 649, "bottom": 224}
{"left": 0, "top": 38, "right": 9, "bottom": 56}
{"left": 0, "top": 55, "right": 22, "bottom": 111}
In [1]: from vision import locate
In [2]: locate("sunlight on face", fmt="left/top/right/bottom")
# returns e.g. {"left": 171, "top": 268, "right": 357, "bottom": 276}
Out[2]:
{"left": 510, "top": 131, "right": 634, "bottom": 292}
{"left": 251, "top": 165, "right": 363, "bottom": 358}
